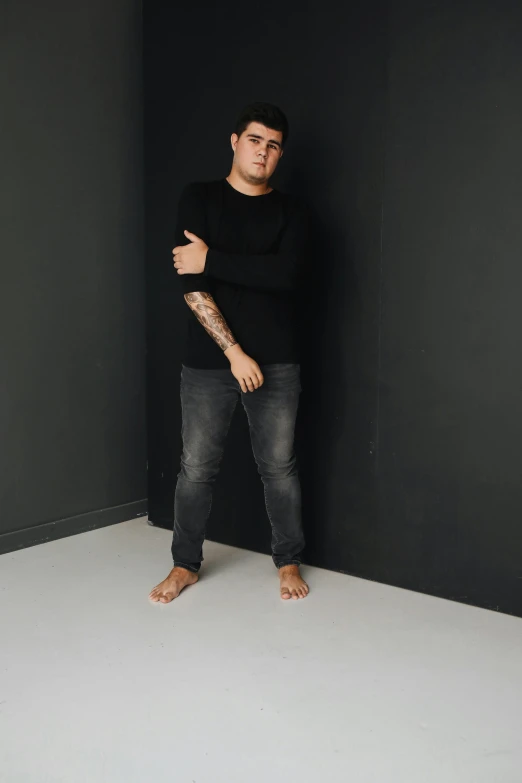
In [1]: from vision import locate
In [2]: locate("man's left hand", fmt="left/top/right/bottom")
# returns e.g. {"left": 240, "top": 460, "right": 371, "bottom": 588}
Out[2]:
{"left": 173, "top": 230, "right": 209, "bottom": 275}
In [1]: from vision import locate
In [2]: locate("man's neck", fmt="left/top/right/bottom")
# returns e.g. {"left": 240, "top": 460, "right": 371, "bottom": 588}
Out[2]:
{"left": 225, "top": 171, "right": 273, "bottom": 196}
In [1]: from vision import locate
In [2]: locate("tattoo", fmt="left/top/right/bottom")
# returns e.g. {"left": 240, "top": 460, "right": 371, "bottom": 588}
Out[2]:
{"left": 184, "top": 292, "right": 238, "bottom": 352}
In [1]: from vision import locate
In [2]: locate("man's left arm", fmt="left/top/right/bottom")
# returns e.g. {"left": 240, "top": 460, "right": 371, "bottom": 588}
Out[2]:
{"left": 203, "top": 199, "right": 310, "bottom": 292}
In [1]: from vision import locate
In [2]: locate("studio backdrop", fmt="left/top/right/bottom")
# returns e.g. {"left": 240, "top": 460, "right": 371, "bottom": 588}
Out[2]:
{"left": 1, "top": 0, "right": 147, "bottom": 555}
{"left": 145, "top": 0, "right": 522, "bottom": 618}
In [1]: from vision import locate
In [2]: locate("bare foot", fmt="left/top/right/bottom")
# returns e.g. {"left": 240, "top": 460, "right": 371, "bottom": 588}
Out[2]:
{"left": 149, "top": 566, "right": 199, "bottom": 603}
{"left": 279, "top": 565, "right": 309, "bottom": 600}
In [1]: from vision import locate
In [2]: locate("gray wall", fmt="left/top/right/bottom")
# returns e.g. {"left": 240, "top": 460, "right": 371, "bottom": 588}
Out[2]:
{"left": 0, "top": 0, "right": 147, "bottom": 552}
{"left": 145, "top": 0, "right": 522, "bottom": 618}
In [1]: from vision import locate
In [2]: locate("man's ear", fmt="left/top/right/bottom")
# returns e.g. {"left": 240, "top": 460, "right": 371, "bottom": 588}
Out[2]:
{"left": 231, "top": 132, "right": 238, "bottom": 151}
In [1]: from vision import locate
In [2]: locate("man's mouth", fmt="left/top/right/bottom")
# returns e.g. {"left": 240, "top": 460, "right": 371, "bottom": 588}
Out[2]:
{"left": 254, "top": 162, "right": 265, "bottom": 167}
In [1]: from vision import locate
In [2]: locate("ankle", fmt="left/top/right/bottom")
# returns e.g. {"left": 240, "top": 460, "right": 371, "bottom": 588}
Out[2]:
{"left": 172, "top": 566, "right": 197, "bottom": 576}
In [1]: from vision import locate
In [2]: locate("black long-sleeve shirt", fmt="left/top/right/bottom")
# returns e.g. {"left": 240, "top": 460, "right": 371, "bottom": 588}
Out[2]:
{"left": 174, "top": 177, "right": 309, "bottom": 369}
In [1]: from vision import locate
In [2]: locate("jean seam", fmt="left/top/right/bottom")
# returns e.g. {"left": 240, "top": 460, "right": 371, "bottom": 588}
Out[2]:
{"left": 263, "top": 481, "right": 281, "bottom": 546}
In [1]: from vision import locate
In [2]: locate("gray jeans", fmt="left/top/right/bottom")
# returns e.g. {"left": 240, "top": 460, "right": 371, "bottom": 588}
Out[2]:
{"left": 172, "top": 362, "right": 305, "bottom": 572}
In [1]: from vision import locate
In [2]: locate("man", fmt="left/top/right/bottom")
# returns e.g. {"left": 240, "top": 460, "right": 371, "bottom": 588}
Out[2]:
{"left": 149, "top": 102, "right": 310, "bottom": 603}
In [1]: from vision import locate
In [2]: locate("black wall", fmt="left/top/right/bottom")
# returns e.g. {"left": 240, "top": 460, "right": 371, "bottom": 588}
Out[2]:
{"left": 145, "top": 0, "right": 522, "bottom": 617}
{"left": 1, "top": 1, "right": 147, "bottom": 553}
{"left": 378, "top": 0, "right": 522, "bottom": 614}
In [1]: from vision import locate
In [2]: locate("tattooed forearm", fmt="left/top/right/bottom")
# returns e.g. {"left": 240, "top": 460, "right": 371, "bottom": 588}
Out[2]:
{"left": 184, "top": 291, "right": 238, "bottom": 352}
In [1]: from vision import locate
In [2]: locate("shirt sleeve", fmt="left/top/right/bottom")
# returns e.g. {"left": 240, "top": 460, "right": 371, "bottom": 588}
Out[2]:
{"left": 174, "top": 182, "right": 214, "bottom": 295}
{"left": 203, "top": 196, "right": 310, "bottom": 292}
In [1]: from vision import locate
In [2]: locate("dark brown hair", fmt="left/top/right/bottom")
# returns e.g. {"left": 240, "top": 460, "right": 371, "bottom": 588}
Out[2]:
{"left": 234, "top": 102, "right": 289, "bottom": 148}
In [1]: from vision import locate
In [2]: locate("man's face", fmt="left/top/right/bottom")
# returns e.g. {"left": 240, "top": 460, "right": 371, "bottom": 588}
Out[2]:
{"left": 231, "top": 121, "right": 284, "bottom": 184}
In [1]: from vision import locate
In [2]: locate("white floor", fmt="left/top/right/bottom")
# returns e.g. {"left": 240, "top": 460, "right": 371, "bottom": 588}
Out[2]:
{"left": 1, "top": 518, "right": 521, "bottom": 783}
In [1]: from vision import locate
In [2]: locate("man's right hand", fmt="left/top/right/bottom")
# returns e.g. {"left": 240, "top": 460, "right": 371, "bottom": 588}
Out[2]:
{"left": 224, "top": 344, "right": 264, "bottom": 392}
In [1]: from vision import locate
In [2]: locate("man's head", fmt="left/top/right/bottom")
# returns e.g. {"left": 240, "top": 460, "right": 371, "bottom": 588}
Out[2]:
{"left": 230, "top": 102, "right": 289, "bottom": 186}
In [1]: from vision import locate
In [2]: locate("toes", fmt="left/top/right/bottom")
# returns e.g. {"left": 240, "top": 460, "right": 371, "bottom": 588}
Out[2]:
{"left": 281, "top": 582, "right": 310, "bottom": 600}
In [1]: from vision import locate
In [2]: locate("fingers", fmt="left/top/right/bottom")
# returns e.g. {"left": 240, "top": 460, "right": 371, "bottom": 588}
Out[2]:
{"left": 241, "top": 374, "right": 264, "bottom": 392}
{"left": 240, "top": 378, "right": 254, "bottom": 392}
{"left": 172, "top": 251, "right": 183, "bottom": 273}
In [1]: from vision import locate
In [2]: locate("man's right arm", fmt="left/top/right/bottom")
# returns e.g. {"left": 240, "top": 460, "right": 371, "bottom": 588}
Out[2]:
{"left": 173, "top": 183, "right": 212, "bottom": 297}
{"left": 174, "top": 184, "right": 242, "bottom": 360}
{"left": 183, "top": 290, "right": 242, "bottom": 361}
